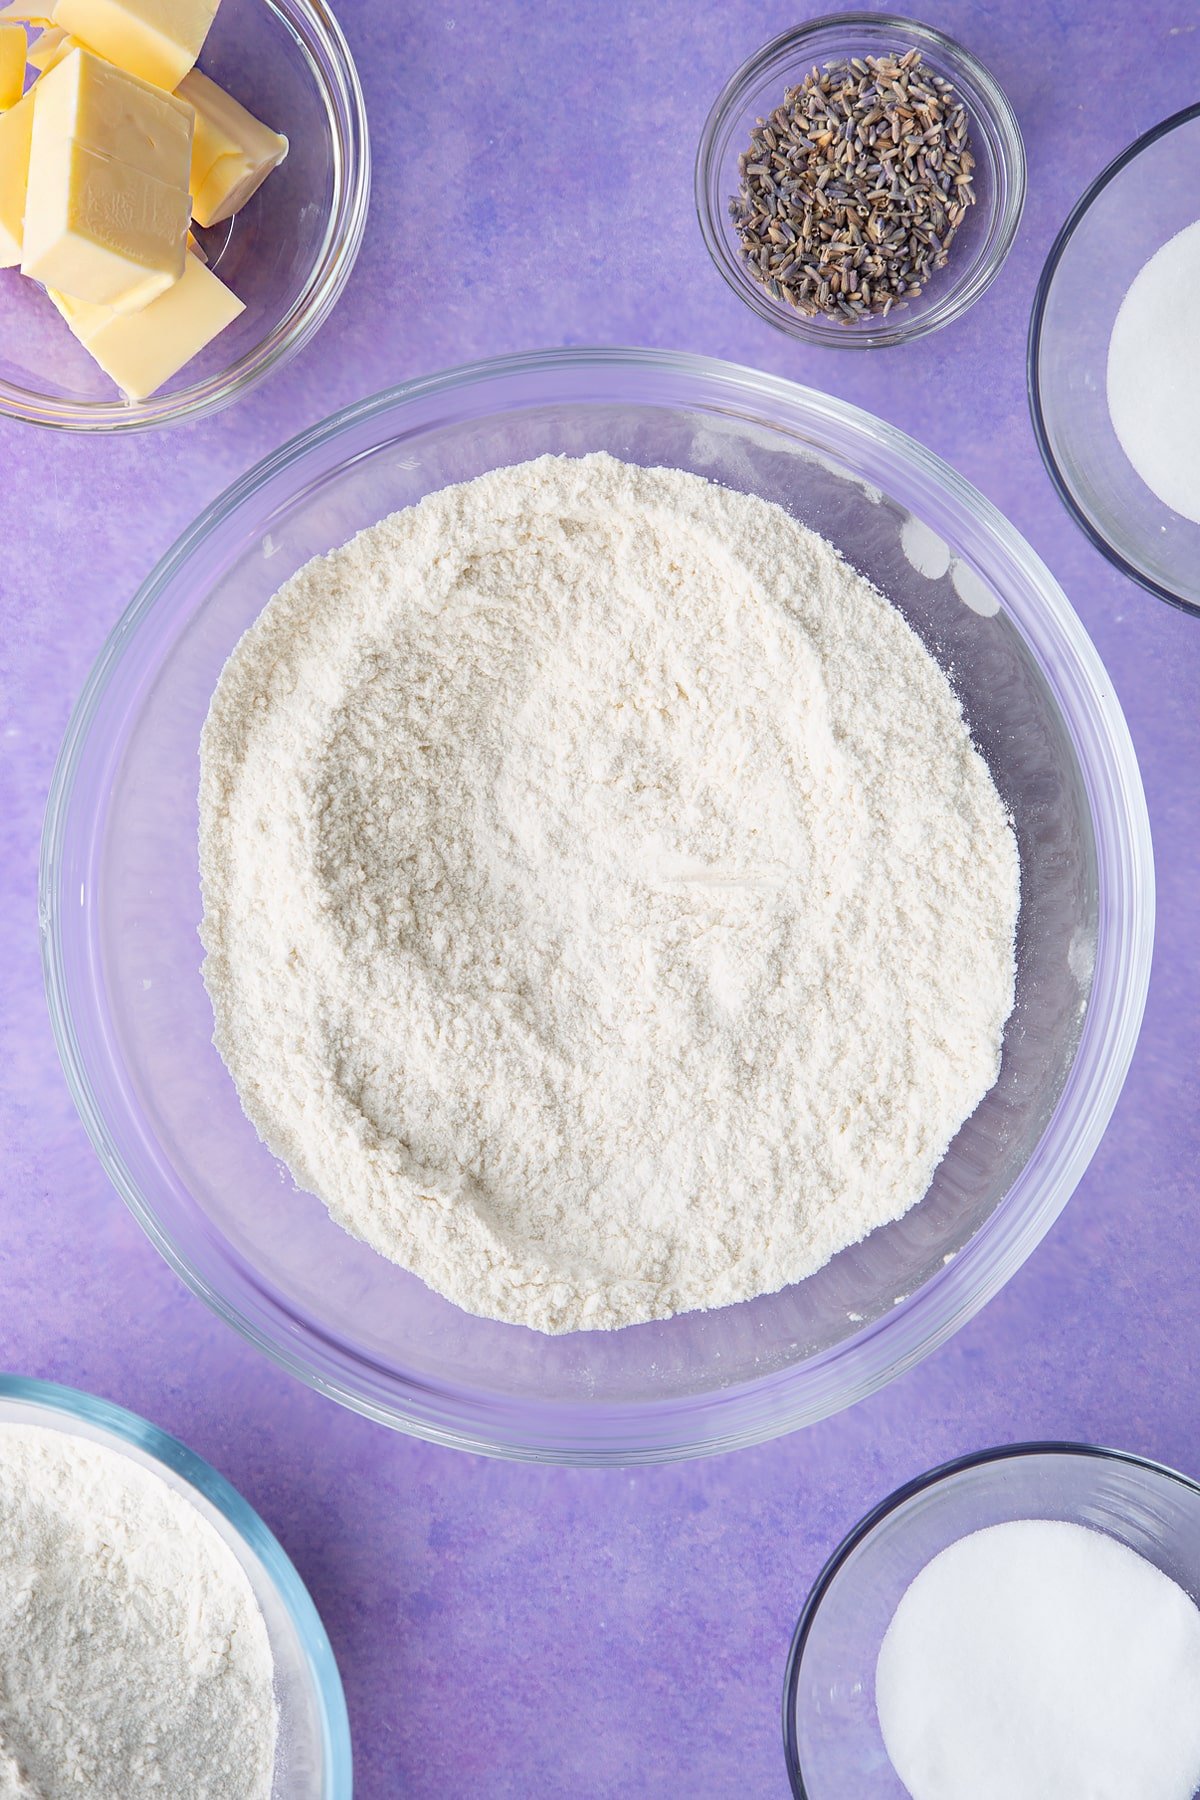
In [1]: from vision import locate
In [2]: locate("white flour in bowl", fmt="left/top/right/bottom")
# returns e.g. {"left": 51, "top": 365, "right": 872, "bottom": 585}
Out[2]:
{"left": 0, "top": 1425, "right": 277, "bottom": 1799}
{"left": 199, "top": 453, "right": 1019, "bottom": 1333}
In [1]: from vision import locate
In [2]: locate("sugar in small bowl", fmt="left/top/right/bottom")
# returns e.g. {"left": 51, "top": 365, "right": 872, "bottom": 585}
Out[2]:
{"left": 784, "top": 1444, "right": 1200, "bottom": 1799}
{"left": 1030, "top": 104, "right": 1200, "bottom": 617}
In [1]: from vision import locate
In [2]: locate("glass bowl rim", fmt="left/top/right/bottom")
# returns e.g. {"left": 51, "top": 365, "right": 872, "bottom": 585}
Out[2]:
{"left": 782, "top": 1438, "right": 1200, "bottom": 1798}
{"left": 1027, "top": 100, "right": 1200, "bottom": 620}
{"left": 694, "top": 10, "right": 1027, "bottom": 349}
{"left": 0, "top": 0, "right": 371, "bottom": 434}
{"left": 0, "top": 1371, "right": 352, "bottom": 1795}
{"left": 40, "top": 345, "right": 1153, "bottom": 1464}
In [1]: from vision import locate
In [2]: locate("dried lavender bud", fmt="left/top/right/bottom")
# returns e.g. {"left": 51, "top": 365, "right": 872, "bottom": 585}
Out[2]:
{"left": 729, "top": 49, "right": 975, "bottom": 323}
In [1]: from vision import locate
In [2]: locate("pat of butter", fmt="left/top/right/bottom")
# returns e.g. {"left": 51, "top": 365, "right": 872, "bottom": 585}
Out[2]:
{"left": 176, "top": 69, "right": 286, "bottom": 228}
{"left": 27, "top": 24, "right": 77, "bottom": 70}
{"left": 0, "top": 21, "right": 25, "bottom": 106}
{"left": 0, "top": 3, "right": 50, "bottom": 22}
{"left": 52, "top": 0, "right": 218, "bottom": 90}
{"left": 33, "top": 43, "right": 192, "bottom": 175}
{"left": 21, "top": 46, "right": 191, "bottom": 307}
{"left": 0, "top": 83, "right": 35, "bottom": 262}
{"left": 46, "top": 248, "right": 242, "bottom": 397}
{"left": 23, "top": 136, "right": 191, "bottom": 304}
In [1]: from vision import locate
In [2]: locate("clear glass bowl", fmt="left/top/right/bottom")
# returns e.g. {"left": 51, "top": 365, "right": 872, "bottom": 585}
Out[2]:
{"left": 695, "top": 13, "right": 1025, "bottom": 348}
{"left": 39, "top": 348, "right": 1152, "bottom": 1464}
{"left": 1029, "top": 105, "right": 1200, "bottom": 618}
{"left": 0, "top": 1374, "right": 351, "bottom": 1797}
{"left": 0, "top": 0, "right": 369, "bottom": 432}
{"left": 783, "top": 1443, "right": 1200, "bottom": 1797}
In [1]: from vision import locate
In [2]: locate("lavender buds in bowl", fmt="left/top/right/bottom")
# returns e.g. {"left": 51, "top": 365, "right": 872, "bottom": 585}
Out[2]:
{"left": 696, "top": 13, "right": 1025, "bottom": 348}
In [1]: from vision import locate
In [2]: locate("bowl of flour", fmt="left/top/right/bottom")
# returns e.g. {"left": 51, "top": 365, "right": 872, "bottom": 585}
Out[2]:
{"left": 0, "top": 1375, "right": 350, "bottom": 1797}
{"left": 41, "top": 349, "right": 1153, "bottom": 1462}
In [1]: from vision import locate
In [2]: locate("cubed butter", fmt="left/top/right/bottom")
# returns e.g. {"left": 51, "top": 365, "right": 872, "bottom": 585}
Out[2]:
{"left": 0, "top": 21, "right": 24, "bottom": 106}
{"left": 23, "top": 136, "right": 191, "bottom": 302}
{"left": 177, "top": 68, "right": 286, "bottom": 227}
{"left": 46, "top": 249, "right": 242, "bottom": 397}
{"left": 43, "top": 278, "right": 87, "bottom": 323}
{"left": 0, "top": 83, "right": 35, "bottom": 262}
{"left": 21, "top": 46, "right": 191, "bottom": 307}
{"left": 32, "top": 43, "right": 192, "bottom": 176}
{"left": 0, "top": 4, "right": 50, "bottom": 23}
{"left": 27, "top": 24, "right": 78, "bottom": 70}
{"left": 52, "top": 0, "right": 218, "bottom": 90}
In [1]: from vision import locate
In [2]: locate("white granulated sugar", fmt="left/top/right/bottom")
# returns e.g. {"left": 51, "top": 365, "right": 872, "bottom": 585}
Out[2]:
{"left": 0, "top": 1426, "right": 277, "bottom": 1800}
{"left": 200, "top": 452, "right": 1019, "bottom": 1334}
{"left": 1108, "top": 219, "right": 1200, "bottom": 525}
{"left": 876, "top": 1519, "right": 1200, "bottom": 1800}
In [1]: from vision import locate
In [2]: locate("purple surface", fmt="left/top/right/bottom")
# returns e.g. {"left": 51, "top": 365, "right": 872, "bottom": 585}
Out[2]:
{"left": 1, "top": 1, "right": 1197, "bottom": 1794}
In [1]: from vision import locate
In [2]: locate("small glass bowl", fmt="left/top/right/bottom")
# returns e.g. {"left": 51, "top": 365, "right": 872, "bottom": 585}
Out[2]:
{"left": 0, "top": 1375, "right": 351, "bottom": 1797}
{"left": 783, "top": 1442, "right": 1200, "bottom": 1797}
{"left": 1029, "top": 105, "right": 1200, "bottom": 619}
{"left": 696, "top": 13, "right": 1025, "bottom": 348}
{"left": 0, "top": 0, "right": 369, "bottom": 432}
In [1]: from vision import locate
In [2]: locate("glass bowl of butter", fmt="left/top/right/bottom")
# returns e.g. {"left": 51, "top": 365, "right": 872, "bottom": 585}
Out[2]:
{"left": 0, "top": 0, "right": 369, "bottom": 431}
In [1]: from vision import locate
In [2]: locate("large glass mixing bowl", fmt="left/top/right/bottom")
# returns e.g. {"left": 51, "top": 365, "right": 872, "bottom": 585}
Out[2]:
{"left": 40, "top": 349, "right": 1153, "bottom": 1463}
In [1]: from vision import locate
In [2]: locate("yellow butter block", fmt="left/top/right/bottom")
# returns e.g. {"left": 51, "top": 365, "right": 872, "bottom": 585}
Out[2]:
{"left": 27, "top": 24, "right": 77, "bottom": 70}
{"left": 0, "top": 83, "right": 35, "bottom": 262}
{"left": 22, "top": 134, "right": 190, "bottom": 303}
{"left": 0, "top": 3, "right": 50, "bottom": 22}
{"left": 46, "top": 249, "right": 242, "bottom": 397}
{"left": 52, "top": 0, "right": 218, "bottom": 90}
{"left": 177, "top": 68, "right": 286, "bottom": 228}
{"left": 33, "top": 44, "right": 192, "bottom": 177}
{"left": 21, "top": 46, "right": 191, "bottom": 306}
{"left": 43, "top": 279, "right": 86, "bottom": 323}
{"left": 0, "top": 21, "right": 25, "bottom": 106}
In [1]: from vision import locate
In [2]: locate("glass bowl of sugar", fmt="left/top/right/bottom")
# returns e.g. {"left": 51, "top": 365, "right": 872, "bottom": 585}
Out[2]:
{"left": 0, "top": 0, "right": 369, "bottom": 432}
{"left": 784, "top": 1442, "right": 1200, "bottom": 1799}
{"left": 1030, "top": 105, "right": 1200, "bottom": 617}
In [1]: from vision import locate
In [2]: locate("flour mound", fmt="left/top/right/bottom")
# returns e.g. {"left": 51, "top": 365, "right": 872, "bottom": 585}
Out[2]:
{"left": 199, "top": 453, "right": 1019, "bottom": 1334}
{"left": 0, "top": 1426, "right": 277, "bottom": 1799}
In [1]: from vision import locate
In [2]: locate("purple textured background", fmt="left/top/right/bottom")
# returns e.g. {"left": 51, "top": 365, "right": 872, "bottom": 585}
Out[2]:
{"left": 2, "top": 2, "right": 1198, "bottom": 1793}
